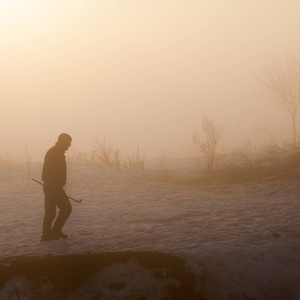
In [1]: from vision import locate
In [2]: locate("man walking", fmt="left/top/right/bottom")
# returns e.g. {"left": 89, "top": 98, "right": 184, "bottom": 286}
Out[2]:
{"left": 41, "top": 133, "right": 72, "bottom": 241}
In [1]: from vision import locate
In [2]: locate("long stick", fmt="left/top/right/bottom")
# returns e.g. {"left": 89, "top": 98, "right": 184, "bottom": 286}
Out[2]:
{"left": 32, "top": 178, "right": 83, "bottom": 203}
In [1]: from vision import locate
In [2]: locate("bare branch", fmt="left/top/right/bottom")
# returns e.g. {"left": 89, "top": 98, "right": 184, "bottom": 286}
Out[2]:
{"left": 258, "top": 55, "right": 300, "bottom": 146}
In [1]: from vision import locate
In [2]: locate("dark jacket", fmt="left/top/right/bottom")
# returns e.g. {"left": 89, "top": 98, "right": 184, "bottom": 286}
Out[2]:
{"left": 42, "top": 145, "right": 67, "bottom": 187}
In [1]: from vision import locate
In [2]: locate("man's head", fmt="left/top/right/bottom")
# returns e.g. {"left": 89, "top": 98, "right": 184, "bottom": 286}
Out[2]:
{"left": 56, "top": 133, "right": 72, "bottom": 152}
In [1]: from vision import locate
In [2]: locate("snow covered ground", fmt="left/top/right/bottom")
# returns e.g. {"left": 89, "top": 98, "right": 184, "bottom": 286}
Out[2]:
{"left": 0, "top": 155, "right": 299, "bottom": 299}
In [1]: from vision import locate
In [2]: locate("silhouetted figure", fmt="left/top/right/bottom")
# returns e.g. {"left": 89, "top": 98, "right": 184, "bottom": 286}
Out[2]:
{"left": 41, "top": 133, "right": 72, "bottom": 241}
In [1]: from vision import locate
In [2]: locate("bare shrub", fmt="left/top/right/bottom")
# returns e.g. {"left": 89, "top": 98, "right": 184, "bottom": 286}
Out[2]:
{"left": 256, "top": 128, "right": 291, "bottom": 162}
{"left": 88, "top": 138, "right": 121, "bottom": 170}
{"left": 67, "top": 151, "right": 90, "bottom": 163}
{"left": 193, "top": 116, "right": 223, "bottom": 172}
{"left": 234, "top": 139, "right": 253, "bottom": 166}
{"left": 157, "top": 151, "right": 174, "bottom": 180}
{"left": 91, "top": 138, "right": 113, "bottom": 167}
{"left": 126, "top": 146, "right": 145, "bottom": 170}
{"left": 66, "top": 139, "right": 146, "bottom": 172}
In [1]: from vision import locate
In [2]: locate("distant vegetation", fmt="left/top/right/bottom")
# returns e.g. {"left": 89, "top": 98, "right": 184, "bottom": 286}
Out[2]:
{"left": 61, "top": 126, "right": 300, "bottom": 186}
{"left": 67, "top": 138, "right": 146, "bottom": 171}
{"left": 2, "top": 126, "right": 299, "bottom": 186}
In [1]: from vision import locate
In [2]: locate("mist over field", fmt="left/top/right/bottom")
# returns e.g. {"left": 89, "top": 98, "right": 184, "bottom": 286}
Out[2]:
{"left": 1, "top": 0, "right": 300, "bottom": 161}
{"left": 1, "top": 2, "right": 300, "bottom": 299}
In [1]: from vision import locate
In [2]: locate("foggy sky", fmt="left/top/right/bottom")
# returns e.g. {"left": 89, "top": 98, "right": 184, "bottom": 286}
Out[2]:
{"left": 1, "top": 0, "right": 300, "bottom": 161}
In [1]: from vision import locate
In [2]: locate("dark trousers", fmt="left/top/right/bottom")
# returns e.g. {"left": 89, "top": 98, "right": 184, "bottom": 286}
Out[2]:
{"left": 43, "top": 186, "right": 72, "bottom": 236}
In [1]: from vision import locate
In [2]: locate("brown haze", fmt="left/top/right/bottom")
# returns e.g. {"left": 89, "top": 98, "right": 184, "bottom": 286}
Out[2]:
{"left": 1, "top": 0, "right": 300, "bottom": 161}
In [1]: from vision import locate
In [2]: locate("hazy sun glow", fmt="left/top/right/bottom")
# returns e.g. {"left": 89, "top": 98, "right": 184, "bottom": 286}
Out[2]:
{"left": 0, "top": 1, "right": 61, "bottom": 32}
{"left": 1, "top": 0, "right": 300, "bottom": 161}
{"left": 0, "top": 0, "right": 23, "bottom": 10}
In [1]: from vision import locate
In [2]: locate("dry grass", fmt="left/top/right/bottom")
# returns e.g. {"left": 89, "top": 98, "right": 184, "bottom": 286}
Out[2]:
{"left": 183, "top": 148, "right": 300, "bottom": 185}
{"left": 68, "top": 140, "right": 145, "bottom": 171}
{"left": 156, "top": 151, "right": 174, "bottom": 182}
{"left": 125, "top": 146, "right": 146, "bottom": 170}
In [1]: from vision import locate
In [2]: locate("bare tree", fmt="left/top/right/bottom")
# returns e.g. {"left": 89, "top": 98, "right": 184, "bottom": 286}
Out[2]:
{"left": 193, "top": 115, "right": 223, "bottom": 172}
{"left": 259, "top": 55, "right": 300, "bottom": 146}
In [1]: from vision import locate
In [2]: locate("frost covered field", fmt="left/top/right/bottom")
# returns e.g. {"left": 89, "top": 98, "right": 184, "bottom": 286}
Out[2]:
{"left": 0, "top": 153, "right": 300, "bottom": 300}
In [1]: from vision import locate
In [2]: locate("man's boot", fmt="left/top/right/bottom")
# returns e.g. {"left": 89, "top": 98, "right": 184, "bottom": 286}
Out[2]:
{"left": 51, "top": 228, "right": 68, "bottom": 239}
